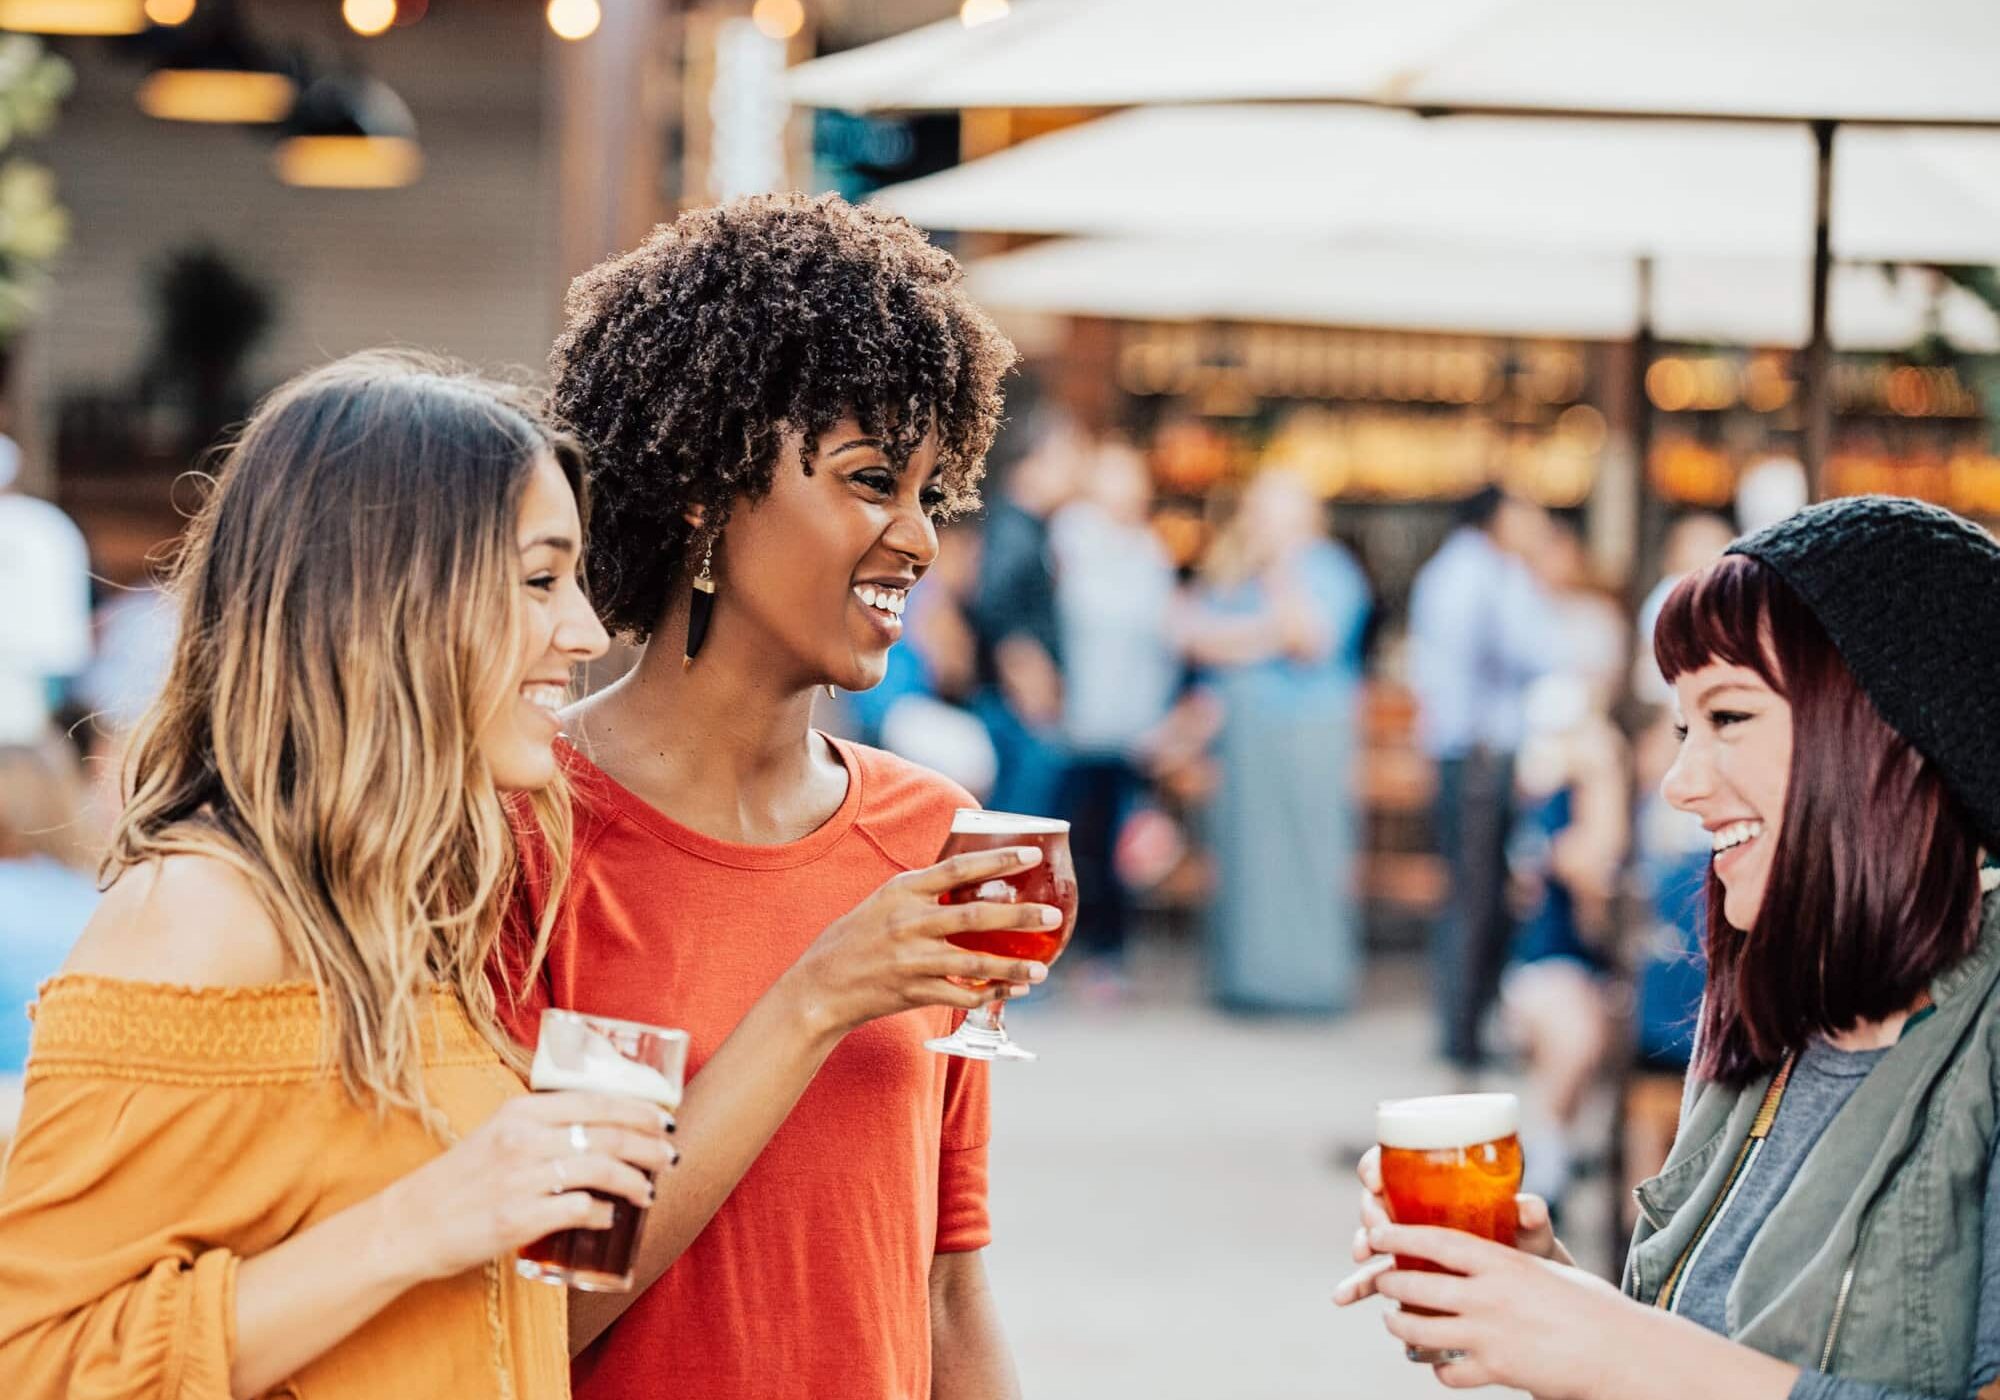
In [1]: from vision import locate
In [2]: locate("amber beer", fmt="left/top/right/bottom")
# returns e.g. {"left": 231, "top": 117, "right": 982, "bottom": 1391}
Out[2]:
{"left": 516, "top": 1010, "right": 688, "bottom": 1292}
{"left": 924, "top": 810, "right": 1079, "bottom": 1061}
{"left": 1375, "top": 1092, "right": 1523, "bottom": 1364}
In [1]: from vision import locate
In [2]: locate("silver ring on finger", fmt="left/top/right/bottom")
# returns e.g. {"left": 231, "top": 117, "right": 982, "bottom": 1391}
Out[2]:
{"left": 568, "top": 1122, "right": 591, "bottom": 1154}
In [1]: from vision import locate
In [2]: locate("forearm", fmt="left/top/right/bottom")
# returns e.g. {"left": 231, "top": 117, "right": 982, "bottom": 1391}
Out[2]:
{"left": 232, "top": 1192, "right": 419, "bottom": 1397}
{"left": 1586, "top": 1306, "right": 1799, "bottom": 1400}
{"left": 1176, "top": 609, "right": 1285, "bottom": 668}
{"left": 929, "top": 1251, "right": 1019, "bottom": 1400}
{"left": 567, "top": 972, "right": 840, "bottom": 1355}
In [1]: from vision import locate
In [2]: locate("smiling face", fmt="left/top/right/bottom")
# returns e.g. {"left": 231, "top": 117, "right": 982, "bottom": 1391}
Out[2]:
{"left": 708, "top": 414, "right": 945, "bottom": 693}
{"left": 477, "top": 451, "right": 610, "bottom": 791}
{"left": 1662, "top": 659, "right": 1795, "bottom": 930}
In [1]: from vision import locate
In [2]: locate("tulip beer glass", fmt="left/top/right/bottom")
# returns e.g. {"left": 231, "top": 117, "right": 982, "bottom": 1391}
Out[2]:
{"left": 1375, "top": 1092, "right": 1523, "bottom": 1364}
{"left": 923, "top": 809, "right": 1078, "bottom": 1062}
{"left": 516, "top": 1009, "right": 688, "bottom": 1292}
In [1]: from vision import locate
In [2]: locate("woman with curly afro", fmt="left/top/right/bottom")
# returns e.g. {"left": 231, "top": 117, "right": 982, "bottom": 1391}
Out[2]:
{"left": 491, "top": 193, "right": 1043, "bottom": 1400}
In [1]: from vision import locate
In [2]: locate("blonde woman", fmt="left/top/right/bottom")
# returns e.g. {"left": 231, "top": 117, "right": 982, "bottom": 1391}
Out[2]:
{"left": 0, "top": 353, "right": 674, "bottom": 1398}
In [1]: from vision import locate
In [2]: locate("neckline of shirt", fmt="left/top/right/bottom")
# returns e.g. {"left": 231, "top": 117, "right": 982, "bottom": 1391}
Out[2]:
{"left": 559, "top": 731, "right": 865, "bottom": 872}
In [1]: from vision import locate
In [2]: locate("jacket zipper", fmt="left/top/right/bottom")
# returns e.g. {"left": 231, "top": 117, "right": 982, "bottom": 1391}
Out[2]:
{"left": 1819, "top": 1257, "right": 1859, "bottom": 1372}
{"left": 1652, "top": 1055, "right": 1795, "bottom": 1313}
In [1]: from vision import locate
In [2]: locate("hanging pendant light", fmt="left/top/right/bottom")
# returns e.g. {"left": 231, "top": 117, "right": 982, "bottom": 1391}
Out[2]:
{"left": 0, "top": 0, "right": 144, "bottom": 36}
{"left": 135, "top": 3, "right": 297, "bottom": 124}
{"left": 273, "top": 74, "right": 420, "bottom": 189}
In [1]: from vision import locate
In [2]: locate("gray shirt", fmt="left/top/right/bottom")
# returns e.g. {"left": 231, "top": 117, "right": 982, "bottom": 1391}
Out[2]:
{"left": 1671, "top": 1035, "right": 2000, "bottom": 1400}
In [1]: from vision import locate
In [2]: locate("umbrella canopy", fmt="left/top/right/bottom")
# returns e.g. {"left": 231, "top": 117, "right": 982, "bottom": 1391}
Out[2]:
{"left": 787, "top": 0, "right": 2000, "bottom": 123}
{"left": 874, "top": 105, "right": 2000, "bottom": 265}
{"left": 962, "top": 235, "right": 2000, "bottom": 350}
{"left": 794, "top": 0, "right": 2000, "bottom": 496}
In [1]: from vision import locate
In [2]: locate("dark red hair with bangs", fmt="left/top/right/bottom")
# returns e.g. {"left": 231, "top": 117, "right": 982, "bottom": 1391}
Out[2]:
{"left": 1654, "top": 554, "right": 1983, "bottom": 1086}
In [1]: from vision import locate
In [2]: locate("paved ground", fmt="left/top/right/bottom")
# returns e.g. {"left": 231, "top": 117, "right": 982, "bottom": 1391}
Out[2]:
{"left": 981, "top": 946, "right": 1593, "bottom": 1399}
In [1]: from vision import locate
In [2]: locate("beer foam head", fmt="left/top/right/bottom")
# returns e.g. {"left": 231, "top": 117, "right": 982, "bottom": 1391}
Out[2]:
{"left": 530, "top": 1019, "right": 685, "bottom": 1110}
{"left": 1376, "top": 1093, "right": 1519, "bottom": 1151}
{"left": 950, "top": 808, "right": 1069, "bottom": 836}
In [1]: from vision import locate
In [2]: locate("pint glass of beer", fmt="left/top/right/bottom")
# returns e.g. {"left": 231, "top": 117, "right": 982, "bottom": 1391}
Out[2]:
{"left": 516, "top": 1009, "right": 688, "bottom": 1292}
{"left": 1375, "top": 1092, "right": 1523, "bottom": 1364}
{"left": 923, "top": 809, "right": 1078, "bottom": 1062}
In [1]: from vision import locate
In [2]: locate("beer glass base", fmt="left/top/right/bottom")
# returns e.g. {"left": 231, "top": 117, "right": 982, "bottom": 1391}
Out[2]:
{"left": 1405, "top": 1345, "right": 1468, "bottom": 1366}
{"left": 925, "top": 1023, "right": 1036, "bottom": 1061}
{"left": 515, "top": 1258, "right": 635, "bottom": 1293}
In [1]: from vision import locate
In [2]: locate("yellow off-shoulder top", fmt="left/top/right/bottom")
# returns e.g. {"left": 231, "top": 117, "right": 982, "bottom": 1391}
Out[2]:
{"left": 0, "top": 976, "right": 569, "bottom": 1399}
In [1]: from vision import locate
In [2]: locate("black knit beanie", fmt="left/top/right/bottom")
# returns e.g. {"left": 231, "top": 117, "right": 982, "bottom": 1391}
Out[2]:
{"left": 1727, "top": 494, "right": 2000, "bottom": 849}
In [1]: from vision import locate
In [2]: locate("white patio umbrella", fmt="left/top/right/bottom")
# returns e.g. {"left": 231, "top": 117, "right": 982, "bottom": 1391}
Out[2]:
{"left": 787, "top": 0, "right": 2000, "bottom": 122}
{"left": 961, "top": 236, "right": 2000, "bottom": 351}
{"left": 872, "top": 105, "right": 2000, "bottom": 267}
{"left": 789, "top": 0, "right": 2000, "bottom": 492}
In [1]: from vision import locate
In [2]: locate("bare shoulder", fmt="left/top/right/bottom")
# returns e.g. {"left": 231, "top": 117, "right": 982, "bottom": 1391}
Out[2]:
{"left": 61, "top": 852, "right": 295, "bottom": 987}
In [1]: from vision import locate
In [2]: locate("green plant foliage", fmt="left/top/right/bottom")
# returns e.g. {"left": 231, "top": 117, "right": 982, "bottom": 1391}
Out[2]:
{"left": 0, "top": 35, "right": 68, "bottom": 342}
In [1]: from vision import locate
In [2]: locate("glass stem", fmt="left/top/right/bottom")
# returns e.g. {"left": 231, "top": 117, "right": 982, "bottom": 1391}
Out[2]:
{"left": 969, "top": 996, "right": 1005, "bottom": 1036}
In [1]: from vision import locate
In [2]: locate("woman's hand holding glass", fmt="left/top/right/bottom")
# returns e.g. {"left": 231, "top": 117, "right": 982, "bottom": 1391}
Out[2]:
{"left": 1335, "top": 1145, "right": 1638, "bottom": 1398}
{"left": 780, "top": 845, "right": 1056, "bottom": 1038}
{"left": 1334, "top": 1145, "right": 1569, "bottom": 1306}
{"left": 368, "top": 1089, "right": 677, "bottom": 1288}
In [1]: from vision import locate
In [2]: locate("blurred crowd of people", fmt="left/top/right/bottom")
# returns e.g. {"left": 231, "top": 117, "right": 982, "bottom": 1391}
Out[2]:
{"left": 832, "top": 403, "right": 1373, "bottom": 1015}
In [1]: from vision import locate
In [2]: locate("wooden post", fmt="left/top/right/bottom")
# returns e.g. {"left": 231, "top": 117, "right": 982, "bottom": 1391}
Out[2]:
{"left": 547, "top": 0, "right": 677, "bottom": 300}
{"left": 1802, "top": 120, "right": 1836, "bottom": 502}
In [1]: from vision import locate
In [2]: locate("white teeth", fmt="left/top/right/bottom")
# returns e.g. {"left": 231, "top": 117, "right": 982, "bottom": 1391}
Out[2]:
{"left": 852, "top": 585, "right": 906, "bottom": 618}
{"left": 1711, "top": 820, "right": 1764, "bottom": 853}
{"left": 522, "top": 683, "right": 565, "bottom": 714}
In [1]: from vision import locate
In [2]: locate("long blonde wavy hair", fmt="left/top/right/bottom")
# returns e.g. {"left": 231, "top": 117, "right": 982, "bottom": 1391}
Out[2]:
{"left": 105, "top": 351, "right": 582, "bottom": 1114}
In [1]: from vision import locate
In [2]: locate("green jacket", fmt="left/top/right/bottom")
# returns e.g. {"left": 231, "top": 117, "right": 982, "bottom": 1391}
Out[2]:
{"left": 1625, "top": 887, "right": 2000, "bottom": 1391}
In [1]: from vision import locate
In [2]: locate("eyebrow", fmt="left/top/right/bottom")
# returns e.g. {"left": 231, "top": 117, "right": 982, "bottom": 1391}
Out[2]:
{"left": 826, "top": 437, "right": 889, "bottom": 458}
{"left": 520, "top": 534, "right": 577, "bottom": 554}
{"left": 1695, "top": 681, "right": 1762, "bottom": 707}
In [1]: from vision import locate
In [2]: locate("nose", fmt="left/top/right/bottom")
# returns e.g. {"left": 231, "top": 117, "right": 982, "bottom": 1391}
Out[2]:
{"left": 883, "top": 497, "right": 939, "bottom": 570}
{"left": 555, "top": 586, "right": 610, "bottom": 663}
{"left": 1660, "top": 732, "right": 1711, "bottom": 815}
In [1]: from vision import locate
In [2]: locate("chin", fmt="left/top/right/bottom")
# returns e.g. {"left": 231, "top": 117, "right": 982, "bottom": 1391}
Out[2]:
{"left": 834, "top": 655, "right": 891, "bottom": 693}
{"left": 487, "top": 746, "right": 560, "bottom": 793}
{"left": 1722, "top": 887, "right": 1765, "bottom": 931}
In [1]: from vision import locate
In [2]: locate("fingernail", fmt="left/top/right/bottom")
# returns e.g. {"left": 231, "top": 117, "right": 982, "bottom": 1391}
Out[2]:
{"left": 1040, "top": 906, "right": 1062, "bottom": 926}
{"left": 1028, "top": 963, "right": 1049, "bottom": 982}
{"left": 1367, "top": 1226, "right": 1387, "bottom": 1249}
{"left": 1014, "top": 846, "right": 1043, "bottom": 865}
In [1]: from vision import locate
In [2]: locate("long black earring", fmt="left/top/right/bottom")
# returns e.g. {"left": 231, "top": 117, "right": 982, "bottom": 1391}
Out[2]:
{"left": 683, "top": 538, "right": 716, "bottom": 669}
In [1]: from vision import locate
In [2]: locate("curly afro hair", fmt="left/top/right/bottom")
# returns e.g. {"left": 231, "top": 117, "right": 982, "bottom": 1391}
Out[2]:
{"left": 549, "top": 192, "right": 1017, "bottom": 642}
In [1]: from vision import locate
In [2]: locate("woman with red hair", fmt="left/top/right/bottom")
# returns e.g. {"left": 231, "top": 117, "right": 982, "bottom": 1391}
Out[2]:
{"left": 1338, "top": 495, "right": 2000, "bottom": 1400}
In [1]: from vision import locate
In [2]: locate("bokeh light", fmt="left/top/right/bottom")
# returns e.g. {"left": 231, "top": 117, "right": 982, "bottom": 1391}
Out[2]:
{"left": 546, "top": 0, "right": 599, "bottom": 41}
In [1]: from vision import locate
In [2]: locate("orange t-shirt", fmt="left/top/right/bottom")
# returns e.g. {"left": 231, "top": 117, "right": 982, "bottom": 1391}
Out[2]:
{"left": 497, "top": 735, "right": 992, "bottom": 1400}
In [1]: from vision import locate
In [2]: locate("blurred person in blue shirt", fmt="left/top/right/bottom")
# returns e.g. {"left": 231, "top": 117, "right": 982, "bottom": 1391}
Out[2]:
{"left": 1179, "top": 469, "right": 1371, "bottom": 1013}
{"left": 1050, "top": 439, "right": 1179, "bottom": 990}
{"left": 0, "top": 736, "right": 99, "bottom": 1145}
{"left": 1407, "top": 485, "right": 1554, "bottom": 1074}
